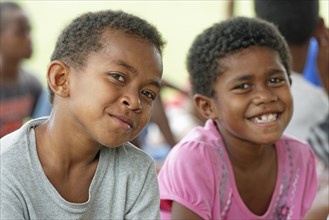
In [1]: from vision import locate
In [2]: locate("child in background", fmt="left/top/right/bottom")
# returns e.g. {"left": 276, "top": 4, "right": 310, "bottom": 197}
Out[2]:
{"left": 1, "top": 10, "right": 165, "bottom": 219}
{"left": 0, "top": 2, "right": 43, "bottom": 137}
{"left": 158, "top": 17, "right": 317, "bottom": 219}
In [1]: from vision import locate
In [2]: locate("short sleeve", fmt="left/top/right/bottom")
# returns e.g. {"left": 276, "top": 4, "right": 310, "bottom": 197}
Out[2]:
{"left": 0, "top": 169, "right": 26, "bottom": 219}
{"left": 158, "top": 141, "right": 218, "bottom": 219}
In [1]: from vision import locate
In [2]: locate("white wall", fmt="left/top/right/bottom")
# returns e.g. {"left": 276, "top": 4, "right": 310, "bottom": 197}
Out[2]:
{"left": 18, "top": 0, "right": 329, "bottom": 90}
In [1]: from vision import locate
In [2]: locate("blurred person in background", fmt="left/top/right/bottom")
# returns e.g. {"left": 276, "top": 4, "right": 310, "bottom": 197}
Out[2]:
{"left": 0, "top": 1, "right": 43, "bottom": 138}
{"left": 303, "top": 36, "right": 329, "bottom": 92}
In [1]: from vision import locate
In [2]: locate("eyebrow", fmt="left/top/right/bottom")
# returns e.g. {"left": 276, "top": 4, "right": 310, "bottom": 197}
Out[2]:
{"left": 229, "top": 74, "right": 252, "bottom": 83}
{"left": 113, "top": 59, "right": 161, "bottom": 89}
{"left": 113, "top": 59, "right": 138, "bottom": 74}
{"left": 267, "top": 68, "right": 286, "bottom": 76}
{"left": 230, "top": 68, "right": 286, "bottom": 83}
{"left": 147, "top": 79, "right": 161, "bottom": 89}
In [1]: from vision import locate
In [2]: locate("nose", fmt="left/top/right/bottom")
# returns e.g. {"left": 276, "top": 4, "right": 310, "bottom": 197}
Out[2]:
{"left": 121, "top": 92, "right": 143, "bottom": 112}
{"left": 252, "top": 85, "right": 278, "bottom": 105}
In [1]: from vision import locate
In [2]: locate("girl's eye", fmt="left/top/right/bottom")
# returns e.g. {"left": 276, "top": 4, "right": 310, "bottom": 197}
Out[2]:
{"left": 141, "top": 90, "right": 156, "bottom": 100}
{"left": 269, "top": 77, "right": 285, "bottom": 85}
{"left": 109, "top": 72, "right": 125, "bottom": 83}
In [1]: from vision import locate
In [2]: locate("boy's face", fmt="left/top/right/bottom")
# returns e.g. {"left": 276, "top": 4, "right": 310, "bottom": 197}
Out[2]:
{"left": 208, "top": 46, "right": 293, "bottom": 146}
{"left": 0, "top": 8, "right": 32, "bottom": 60}
{"left": 65, "top": 30, "right": 163, "bottom": 148}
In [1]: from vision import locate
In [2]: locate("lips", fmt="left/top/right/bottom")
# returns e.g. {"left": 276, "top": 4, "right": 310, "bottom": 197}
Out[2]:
{"left": 110, "top": 114, "right": 134, "bottom": 129}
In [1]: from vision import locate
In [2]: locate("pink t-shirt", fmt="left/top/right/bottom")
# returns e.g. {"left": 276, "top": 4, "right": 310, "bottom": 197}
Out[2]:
{"left": 158, "top": 120, "right": 317, "bottom": 220}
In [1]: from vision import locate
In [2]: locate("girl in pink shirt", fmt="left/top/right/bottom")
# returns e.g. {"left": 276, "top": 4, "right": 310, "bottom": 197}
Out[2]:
{"left": 158, "top": 17, "right": 317, "bottom": 220}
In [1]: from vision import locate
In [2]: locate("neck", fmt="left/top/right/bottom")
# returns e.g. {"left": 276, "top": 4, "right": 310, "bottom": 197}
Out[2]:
{"left": 225, "top": 140, "right": 275, "bottom": 171}
{"left": 0, "top": 56, "right": 21, "bottom": 81}
{"left": 288, "top": 41, "right": 310, "bottom": 74}
{"left": 35, "top": 112, "right": 101, "bottom": 172}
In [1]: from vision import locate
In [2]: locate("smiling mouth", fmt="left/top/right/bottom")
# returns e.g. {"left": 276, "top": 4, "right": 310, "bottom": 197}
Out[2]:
{"left": 250, "top": 113, "right": 280, "bottom": 123}
{"left": 110, "top": 115, "right": 133, "bottom": 130}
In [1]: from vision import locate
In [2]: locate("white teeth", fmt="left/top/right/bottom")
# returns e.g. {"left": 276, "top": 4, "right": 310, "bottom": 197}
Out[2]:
{"left": 253, "top": 113, "right": 277, "bottom": 123}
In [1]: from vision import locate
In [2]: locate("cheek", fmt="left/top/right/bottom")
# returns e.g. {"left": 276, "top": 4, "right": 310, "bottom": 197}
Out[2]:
{"left": 6, "top": 34, "right": 21, "bottom": 46}
{"left": 278, "top": 88, "right": 293, "bottom": 111}
{"left": 217, "top": 97, "right": 247, "bottom": 128}
{"left": 284, "top": 93, "right": 294, "bottom": 121}
{"left": 221, "top": 97, "right": 245, "bottom": 117}
{"left": 69, "top": 80, "right": 109, "bottom": 116}
{"left": 1, "top": 36, "right": 14, "bottom": 52}
{"left": 73, "top": 76, "right": 107, "bottom": 99}
{"left": 142, "top": 105, "right": 153, "bottom": 121}
{"left": 137, "top": 106, "right": 153, "bottom": 128}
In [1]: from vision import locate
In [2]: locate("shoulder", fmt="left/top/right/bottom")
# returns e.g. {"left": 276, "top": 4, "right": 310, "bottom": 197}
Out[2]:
{"left": 105, "top": 142, "right": 156, "bottom": 172}
{"left": 178, "top": 119, "right": 221, "bottom": 150}
{"left": 123, "top": 142, "right": 155, "bottom": 163}
{"left": 0, "top": 119, "right": 47, "bottom": 187}
{"left": 1, "top": 118, "right": 47, "bottom": 163}
{"left": 277, "top": 134, "right": 316, "bottom": 162}
{"left": 160, "top": 120, "right": 223, "bottom": 177}
{"left": 0, "top": 130, "right": 26, "bottom": 173}
{"left": 158, "top": 121, "right": 224, "bottom": 220}
{"left": 1, "top": 122, "right": 30, "bottom": 156}
{"left": 278, "top": 134, "right": 312, "bottom": 150}
{"left": 277, "top": 135, "right": 317, "bottom": 186}
{"left": 168, "top": 120, "right": 221, "bottom": 160}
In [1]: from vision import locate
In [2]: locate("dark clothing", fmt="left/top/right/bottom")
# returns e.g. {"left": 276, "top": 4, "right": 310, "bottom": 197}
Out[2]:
{"left": 0, "top": 69, "right": 42, "bottom": 137}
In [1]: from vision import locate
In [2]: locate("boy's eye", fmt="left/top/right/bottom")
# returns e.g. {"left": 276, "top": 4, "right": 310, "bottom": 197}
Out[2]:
{"left": 109, "top": 72, "right": 125, "bottom": 83}
{"left": 234, "top": 83, "right": 250, "bottom": 90}
{"left": 141, "top": 90, "right": 156, "bottom": 100}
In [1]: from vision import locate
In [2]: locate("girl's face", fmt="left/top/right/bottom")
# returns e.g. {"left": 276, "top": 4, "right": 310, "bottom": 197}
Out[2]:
{"left": 207, "top": 46, "right": 293, "bottom": 147}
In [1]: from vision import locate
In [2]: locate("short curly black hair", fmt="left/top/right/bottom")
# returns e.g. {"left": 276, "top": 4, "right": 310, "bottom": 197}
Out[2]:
{"left": 187, "top": 16, "right": 290, "bottom": 97}
{"left": 255, "top": 0, "right": 319, "bottom": 45}
{"left": 48, "top": 9, "right": 165, "bottom": 103}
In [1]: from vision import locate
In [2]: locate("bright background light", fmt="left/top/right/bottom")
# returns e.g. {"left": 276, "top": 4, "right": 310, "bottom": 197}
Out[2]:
{"left": 16, "top": 0, "right": 329, "bottom": 93}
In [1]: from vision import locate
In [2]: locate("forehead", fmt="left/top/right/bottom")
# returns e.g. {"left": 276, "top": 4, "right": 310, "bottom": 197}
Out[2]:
{"left": 1, "top": 8, "right": 29, "bottom": 29}
{"left": 102, "top": 29, "right": 161, "bottom": 62}
{"left": 100, "top": 29, "right": 156, "bottom": 53}
{"left": 86, "top": 29, "right": 163, "bottom": 77}
{"left": 214, "top": 46, "right": 286, "bottom": 85}
{"left": 218, "top": 46, "right": 281, "bottom": 72}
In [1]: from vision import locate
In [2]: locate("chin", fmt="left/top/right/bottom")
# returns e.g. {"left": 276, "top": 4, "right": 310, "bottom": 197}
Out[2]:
{"left": 257, "top": 134, "right": 282, "bottom": 145}
{"left": 101, "top": 136, "right": 133, "bottom": 148}
{"left": 22, "top": 49, "right": 32, "bottom": 58}
{"left": 101, "top": 141, "right": 125, "bottom": 148}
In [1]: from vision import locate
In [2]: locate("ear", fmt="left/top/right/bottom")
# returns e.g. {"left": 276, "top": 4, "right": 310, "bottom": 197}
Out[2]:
{"left": 47, "top": 60, "right": 70, "bottom": 100}
{"left": 193, "top": 94, "right": 217, "bottom": 120}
